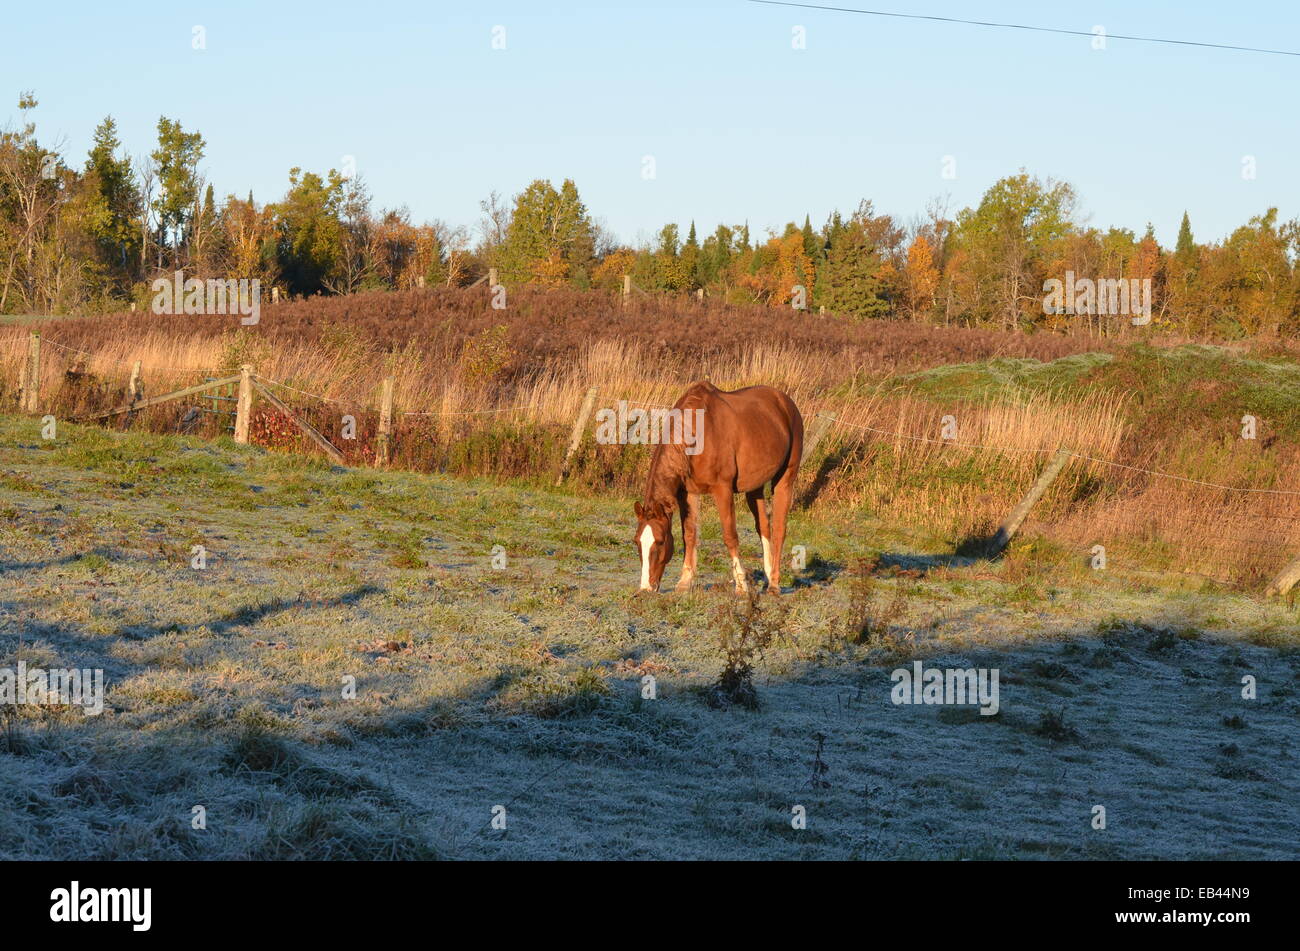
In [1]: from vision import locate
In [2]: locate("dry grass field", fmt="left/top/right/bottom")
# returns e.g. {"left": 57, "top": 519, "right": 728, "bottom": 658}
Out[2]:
{"left": 5, "top": 289, "right": 1300, "bottom": 587}
{"left": 3, "top": 292, "right": 1300, "bottom": 859}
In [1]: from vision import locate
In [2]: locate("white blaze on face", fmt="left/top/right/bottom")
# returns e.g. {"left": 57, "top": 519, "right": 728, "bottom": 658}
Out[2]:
{"left": 639, "top": 524, "right": 655, "bottom": 590}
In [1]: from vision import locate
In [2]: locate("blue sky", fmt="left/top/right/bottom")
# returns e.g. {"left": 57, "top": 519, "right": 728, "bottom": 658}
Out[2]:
{"left": 4, "top": 1, "right": 1297, "bottom": 247}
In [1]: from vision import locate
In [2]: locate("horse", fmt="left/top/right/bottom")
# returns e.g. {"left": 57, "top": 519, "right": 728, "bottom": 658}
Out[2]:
{"left": 633, "top": 381, "right": 803, "bottom": 594}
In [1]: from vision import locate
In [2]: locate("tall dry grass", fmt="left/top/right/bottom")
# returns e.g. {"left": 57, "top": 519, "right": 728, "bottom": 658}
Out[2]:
{"left": 809, "top": 391, "right": 1129, "bottom": 539}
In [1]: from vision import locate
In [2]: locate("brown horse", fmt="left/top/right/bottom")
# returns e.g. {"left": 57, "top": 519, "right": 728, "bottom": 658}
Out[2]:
{"left": 633, "top": 382, "right": 803, "bottom": 594}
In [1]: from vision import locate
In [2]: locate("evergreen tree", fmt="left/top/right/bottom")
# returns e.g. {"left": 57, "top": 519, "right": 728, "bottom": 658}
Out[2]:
{"left": 1175, "top": 211, "right": 1196, "bottom": 266}
{"left": 681, "top": 221, "right": 700, "bottom": 290}
{"left": 83, "top": 116, "right": 141, "bottom": 286}
{"left": 801, "top": 214, "right": 818, "bottom": 261}
{"left": 272, "top": 167, "right": 346, "bottom": 295}
{"left": 816, "top": 201, "right": 900, "bottom": 320}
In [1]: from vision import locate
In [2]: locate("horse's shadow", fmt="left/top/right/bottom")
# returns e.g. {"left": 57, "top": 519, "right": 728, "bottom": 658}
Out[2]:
{"left": 872, "top": 550, "right": 983, "bottom": 576}
{"left": 790, "top": 555, "right": 846, "bottom": 588}
{"left": 796, "top": 448, "right": 1005, "bottom": 580}
{"left": 797, "top": 447, "right": 851, "bottom": 509}
{"left": 789, "top": 535, "right": 1001, "bottom": 587}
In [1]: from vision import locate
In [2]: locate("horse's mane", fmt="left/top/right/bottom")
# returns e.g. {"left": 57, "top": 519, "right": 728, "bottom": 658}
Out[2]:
{"left": 643, "top": 440, "right": 687, "bottom": 514}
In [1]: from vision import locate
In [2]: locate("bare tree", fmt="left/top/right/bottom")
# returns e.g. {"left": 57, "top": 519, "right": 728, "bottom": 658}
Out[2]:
{"left": 136, "top": 151, "right": 158, "bottom": 274}
{"left": 477, "top": 189, "right": 510, "bottom": 260}
{"left": 0, "top": 94, "right": 66, "bottom": 313}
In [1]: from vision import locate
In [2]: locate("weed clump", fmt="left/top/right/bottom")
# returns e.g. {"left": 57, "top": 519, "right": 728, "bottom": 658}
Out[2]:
{"left": 842, "top": 560, "right": 914, "bottom": 660}
{"left": 1, "top": 706, "right": 31, "bottom": 755}
{"left": 706, "top": 591, "right": 788, "bottom": 711}
{"left": 1033, "top": 707, "right": 1083, "bottom": 743}
{"left": 489, "top": 665, "right": 613, "bottom": 719}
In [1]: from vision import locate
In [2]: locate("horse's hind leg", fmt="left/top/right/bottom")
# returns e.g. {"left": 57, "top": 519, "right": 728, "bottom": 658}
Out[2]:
{"left": 713, "top": 487, "right": 748, "bottom": 593}
{"left": 768, "top": 463, "right": 797, "bottom": 594}
{"left": 745, "top": 489, "right": 773, "bottom": 589}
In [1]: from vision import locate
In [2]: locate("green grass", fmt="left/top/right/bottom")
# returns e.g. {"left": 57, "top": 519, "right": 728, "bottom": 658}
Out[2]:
{"left": 888, "top": 352, "right": 1117, "bottom": 403}
{"left": 888, "top": 342, "right": 1300, "bottom": 440}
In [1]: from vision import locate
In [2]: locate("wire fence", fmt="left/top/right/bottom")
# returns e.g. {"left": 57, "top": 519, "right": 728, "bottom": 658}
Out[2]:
{"left": 40, "top": 337, "right": 224, "bottom": 375}
{"left": 16, "top": 333, "right": 1300, "bottom": 594}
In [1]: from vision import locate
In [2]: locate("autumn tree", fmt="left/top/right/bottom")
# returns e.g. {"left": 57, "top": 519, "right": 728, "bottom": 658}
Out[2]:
{"left": 215, "top": 192, "right": 279, "bottom": 288}
{"left": 902, "top": 234, "right": 939, "bottom": 321}
{"left": 592, "top": 247, "right": 637, "bottom": 291}
{"left": 650, "top": 223, "right": 691, "bottom": 291}
{"left": 1220, "top": 208, "right": 1293, "bottom": 337}
{"left": 950, "top": 171, "right": 1076, "bottom": 330}
{"left": 0, "top": 92, "right": 65, "bottom": 312}
{"left": 323, "top": 175, "right": 378, "bottom": 295}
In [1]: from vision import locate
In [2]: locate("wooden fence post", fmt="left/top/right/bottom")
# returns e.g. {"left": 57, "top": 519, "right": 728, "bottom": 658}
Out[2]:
{"left": 234, "top": 364, "right": 253, "bottom": 444}
{"left": 555, "top": 386, "right": 598, "bottom": 487}
{"left": 989, "top": 447, "right": 1072, "bottom": 555}
{"left": 622, "top": 274, "right": 631, "bottom": 307}
{"left": 128, "top": 360, "right": 143, "bottom": 401}
{"left": 376, "top": 376, "right": 394, "bottom": 467}
{"left": 20, "top": 332, "right": 41, "bottom": 413}
{"left": 1266, "top": 556, "right": 1300, "bottom": 598}
{"left": 489, "top": 267, "right": 498, "bottom": 288}
{"left": 800, "top": 412, "right": 837, "bottom": 466}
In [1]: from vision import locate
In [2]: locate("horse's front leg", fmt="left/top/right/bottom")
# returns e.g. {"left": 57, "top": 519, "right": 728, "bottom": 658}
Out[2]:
{"left": 675, "top": 492, "right": 700, "bottom": 591}
{"left": 713, "top": 487, "right": 748, "bottom": 594}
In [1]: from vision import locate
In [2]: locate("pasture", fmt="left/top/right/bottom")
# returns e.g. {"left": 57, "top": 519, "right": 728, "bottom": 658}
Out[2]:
{"left": 2, "top": 412, "right": 1297, "bottom": 860}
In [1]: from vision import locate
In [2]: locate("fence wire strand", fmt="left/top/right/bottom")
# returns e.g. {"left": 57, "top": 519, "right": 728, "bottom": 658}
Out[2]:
{"left": 16, "top": 337, "right": 1300, "bottom": 592}
{"left": 42, "top": 337, "right": 221, "bottom": 375}
{"left": 826, "top": 414, "right": 1300, "bottom": 497}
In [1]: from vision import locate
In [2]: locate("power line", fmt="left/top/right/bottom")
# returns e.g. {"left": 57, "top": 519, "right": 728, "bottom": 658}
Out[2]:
{"left": 747, "top": 1, "right": 1300, "bottom": 58}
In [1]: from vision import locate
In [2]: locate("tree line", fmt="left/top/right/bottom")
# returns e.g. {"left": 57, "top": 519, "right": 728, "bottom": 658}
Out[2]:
{"left": 3, "top": 92, "right": 1297, "bottom": 339}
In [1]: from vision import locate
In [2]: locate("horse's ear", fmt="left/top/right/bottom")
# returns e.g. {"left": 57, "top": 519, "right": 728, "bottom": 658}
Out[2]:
{"left": 634, "top": 502, "right": 645, "bottom": 520}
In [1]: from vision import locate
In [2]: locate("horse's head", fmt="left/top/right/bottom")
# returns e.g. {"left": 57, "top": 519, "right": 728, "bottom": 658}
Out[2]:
{"left": 633, "top": 500, "right": 674, "bottom": 592}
